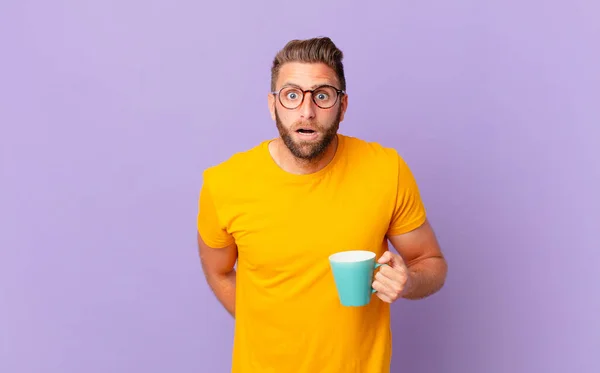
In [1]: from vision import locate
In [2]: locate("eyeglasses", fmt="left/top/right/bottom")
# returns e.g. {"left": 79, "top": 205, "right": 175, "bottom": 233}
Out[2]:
{"left": 271, "top": 85, "right": 345, "bottom": 109}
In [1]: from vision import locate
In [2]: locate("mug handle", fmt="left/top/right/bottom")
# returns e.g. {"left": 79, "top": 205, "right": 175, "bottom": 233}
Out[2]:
{"left": 371, "top": 263, "right": 389, "bottom": 294}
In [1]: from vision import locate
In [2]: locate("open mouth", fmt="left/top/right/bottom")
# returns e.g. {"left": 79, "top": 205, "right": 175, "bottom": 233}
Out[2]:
{"left": 296, "top": 129, "right": 316, "bottom": 134}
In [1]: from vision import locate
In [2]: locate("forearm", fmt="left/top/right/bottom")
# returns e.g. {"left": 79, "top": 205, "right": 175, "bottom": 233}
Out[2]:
{"left": 206, "top": 270, "right": 237, "bottom": 317}
{"left": 402, "top": 257, "right": 447, "bottom": 300}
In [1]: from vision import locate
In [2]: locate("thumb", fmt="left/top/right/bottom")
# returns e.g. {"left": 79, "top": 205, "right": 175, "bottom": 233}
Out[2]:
{"left": 377, "top": 251, "right": 393, "bottom": 264}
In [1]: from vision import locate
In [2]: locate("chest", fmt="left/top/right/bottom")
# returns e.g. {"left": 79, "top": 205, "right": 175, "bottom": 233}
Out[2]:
{"left": 220, "top": 176, "right": 395, "bottom": 274}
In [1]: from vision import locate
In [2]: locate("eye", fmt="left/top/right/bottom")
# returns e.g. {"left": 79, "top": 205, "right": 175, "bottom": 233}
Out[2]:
{"left": 314, "top": 87, "right": 336, "bottom": 101}
{"left": 281, "top": 88, "right": 302, "bottom": 101}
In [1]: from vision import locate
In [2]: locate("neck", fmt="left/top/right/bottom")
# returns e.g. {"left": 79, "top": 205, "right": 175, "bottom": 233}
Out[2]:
{"left": 269, "top": 135, "right": 338, "bottom": 175}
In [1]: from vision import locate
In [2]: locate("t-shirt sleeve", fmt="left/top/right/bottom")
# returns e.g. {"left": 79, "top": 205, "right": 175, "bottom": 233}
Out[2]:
{"left": 387, "top": 153, "right": 427, "bottom": 236}
{"left": 197, "top": 176, "right": 235, "bottom": 248}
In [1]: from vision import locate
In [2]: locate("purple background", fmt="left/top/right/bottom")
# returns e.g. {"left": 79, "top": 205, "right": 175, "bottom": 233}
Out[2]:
{"left": 1, "top": 1, "right": 599, "bottom": 372}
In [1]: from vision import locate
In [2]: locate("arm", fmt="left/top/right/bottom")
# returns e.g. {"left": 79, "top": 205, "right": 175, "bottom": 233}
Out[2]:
{"left": 197, "top": 232, "right": 238, "bottom": 317}
{"left": 386, "top": 219, "right": 447, "bottom": 299}
{"left": 196, "top": 175, "right": 238, "bottom": 317}
{"left": 371, "top": 151, "right": 447, "bottom": 302}
{"left": 373, "top": 220, "right": 447, "bottom": 301}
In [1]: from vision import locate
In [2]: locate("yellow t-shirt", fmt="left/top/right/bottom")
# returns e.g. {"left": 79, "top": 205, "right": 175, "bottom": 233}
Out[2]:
{"left": 197, "top": 134, "right": 427, "bottom": 373}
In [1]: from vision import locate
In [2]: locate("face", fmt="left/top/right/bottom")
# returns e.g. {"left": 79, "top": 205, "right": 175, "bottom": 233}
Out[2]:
{"left": 268, "top": 62, "right": 348, "bottom": 161}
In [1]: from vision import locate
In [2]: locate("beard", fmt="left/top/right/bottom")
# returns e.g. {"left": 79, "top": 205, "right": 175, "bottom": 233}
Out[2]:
{"left": 275, "top": 107, "right": 341, "bottom": 161}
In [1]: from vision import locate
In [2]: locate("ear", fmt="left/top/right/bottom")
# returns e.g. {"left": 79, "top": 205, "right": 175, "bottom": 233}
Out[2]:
{"left": 339, "top": 93, "right": 348, "bottom": 122}
{"left": 268, "top": 93, "right": 276, "bottom": 121}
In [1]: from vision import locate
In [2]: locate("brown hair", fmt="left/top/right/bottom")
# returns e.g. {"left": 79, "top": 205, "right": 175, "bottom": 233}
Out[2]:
{"left": 270, "top": 37, "right": 346, "bottom": 92}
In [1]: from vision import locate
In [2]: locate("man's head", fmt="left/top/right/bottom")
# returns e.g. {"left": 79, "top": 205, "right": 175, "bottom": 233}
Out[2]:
{"left": 268, "top": 37, "right": 348, "bottom": 161}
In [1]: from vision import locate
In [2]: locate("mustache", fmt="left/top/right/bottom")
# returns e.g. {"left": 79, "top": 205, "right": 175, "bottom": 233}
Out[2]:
{"left": 292, "top": 120, "right": 322, "bottom": 129}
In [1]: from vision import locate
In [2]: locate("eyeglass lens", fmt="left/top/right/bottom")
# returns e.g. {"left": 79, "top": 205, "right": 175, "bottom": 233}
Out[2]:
{"left": 278, "top": 86, "right": 339, "bottom": 109}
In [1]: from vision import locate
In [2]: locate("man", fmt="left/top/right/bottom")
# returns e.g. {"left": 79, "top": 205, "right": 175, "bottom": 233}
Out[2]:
{"left": 197, "top": 37, "right": 447, "bottom": 373}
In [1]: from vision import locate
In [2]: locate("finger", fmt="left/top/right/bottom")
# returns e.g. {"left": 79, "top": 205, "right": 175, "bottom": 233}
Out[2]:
{"left": 375, "top": 269, "right": 404, "bottom": 287}
{"left": 375, "top": 291, "right": 393, "bottom": 303}
{"left": 377, "top": 251, "right": 393, "bottom": 264}
{"left": 378, "top": 251, "right": 407, "bottom": 270}
{"left": 372, "top": 280, "right": 393, "bottom": 302}
{"left": 378, "top": 261, "right": 408, "bottom": 280}
{"left": 373, "top": 276, "right": 401, "bottom": 299}
{"left": 375, "top": 270, "right": 406, "bottom": 295}
{"left": 388, "top": 252, "right": 406, "bottom": 268}
{"left": 372, "top": 279, "right": 394, "bottom": 299}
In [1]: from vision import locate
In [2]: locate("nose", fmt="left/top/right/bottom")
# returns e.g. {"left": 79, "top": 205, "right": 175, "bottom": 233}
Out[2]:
{"left": 298, "top": 92, "right": 316, "bottom": 119}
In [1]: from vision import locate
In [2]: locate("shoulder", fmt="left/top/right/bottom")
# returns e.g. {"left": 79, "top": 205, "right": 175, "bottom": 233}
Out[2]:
{"left": 340, "top": 134, "right": 405, "bottom": 170}
{"left": 201, "top": 140, "right": 269, "bottom": 191}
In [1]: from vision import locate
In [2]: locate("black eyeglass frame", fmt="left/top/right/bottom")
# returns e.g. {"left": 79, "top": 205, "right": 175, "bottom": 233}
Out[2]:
{"left": 271, "top": 84, "right": 346, "bottom": 109}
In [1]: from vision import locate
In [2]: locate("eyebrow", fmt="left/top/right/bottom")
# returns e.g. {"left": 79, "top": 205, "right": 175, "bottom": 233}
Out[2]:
{"left": 280, "top": 82, "right": 336, "bottom": 90}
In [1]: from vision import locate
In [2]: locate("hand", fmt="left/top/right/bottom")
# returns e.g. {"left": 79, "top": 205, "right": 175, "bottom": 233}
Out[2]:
{"left": 372, "top": 251, "right": 412, "bottom": 303}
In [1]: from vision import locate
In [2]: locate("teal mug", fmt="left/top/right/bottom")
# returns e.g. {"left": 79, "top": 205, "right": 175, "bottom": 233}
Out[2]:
{"left": 328, "top": 250, "right": 387, "bottom": 307}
